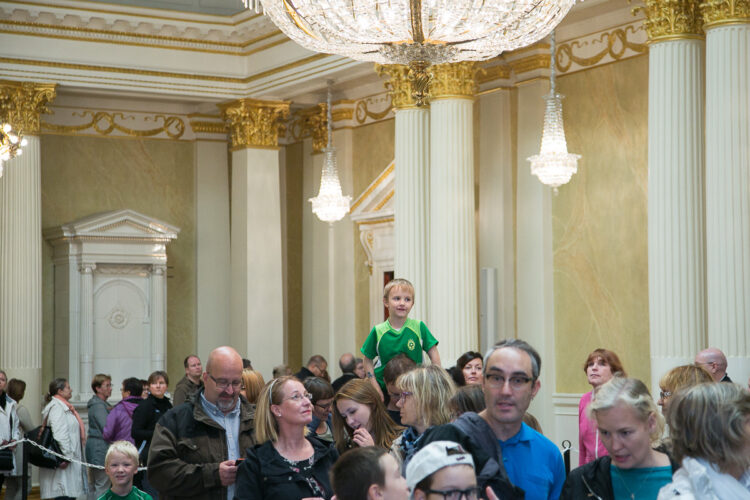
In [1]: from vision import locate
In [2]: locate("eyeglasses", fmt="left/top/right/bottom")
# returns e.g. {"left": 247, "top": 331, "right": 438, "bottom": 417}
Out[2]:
{"left": 659, "top": 390, "right": 672, "bottom": 400}
{"left": 207, "top": 374, "right": 242, "bottom": 392}
{"left": 422, "top": 487, "right": 481, "bottom": 500}
{"left": 398, "top": 391, "right": 413, "bottom": 402}
{"left": 484, "top": 373, "right": 533, "bottom": 390}
{"left": 283, "top": 392, "right": 313, "bottom": 403}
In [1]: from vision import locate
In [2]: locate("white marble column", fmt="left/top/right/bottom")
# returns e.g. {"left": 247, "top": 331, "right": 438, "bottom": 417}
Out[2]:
{"left": 704, "top": 14, "right": 750, "bottom": 380}
{"left": 79, "top": 263, "right": 95, "bottom": 398}
{"left": 378, "top": 65, "right": 431, "bottom": 322}
{"left": 645, "top": 15, "right": 706, "bottom": 390}
{"left": 221, "top": 98, "right": 290, "bottom": 380}
{"left": 0, "top": 81, "right": 55, "bottom": 420}
{"left": 428, "top": 63, "right": 478, "bottom": 365}
{"left": 150, "top": 264, "right": 166, "bottom": 371}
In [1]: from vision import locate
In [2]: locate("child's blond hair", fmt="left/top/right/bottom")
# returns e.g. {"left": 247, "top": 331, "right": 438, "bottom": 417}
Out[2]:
{"left": 383, "top": 278, "right": 414, "bottom": 300}
{"left": 104, "top": 440, "right": 140, "bottom": 468}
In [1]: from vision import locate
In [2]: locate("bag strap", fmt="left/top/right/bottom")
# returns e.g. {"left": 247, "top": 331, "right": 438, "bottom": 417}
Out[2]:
{"left": 36, "top": 416, "right": 49, "bottom": 441}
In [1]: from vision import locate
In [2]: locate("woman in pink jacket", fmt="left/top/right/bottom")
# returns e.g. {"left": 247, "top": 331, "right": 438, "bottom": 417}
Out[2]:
{"left": 578, "top": 348, "right": 625, "bottom": 466}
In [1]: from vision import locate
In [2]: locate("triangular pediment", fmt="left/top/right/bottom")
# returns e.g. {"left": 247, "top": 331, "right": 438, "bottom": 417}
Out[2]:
{"left": 350, "top": 160, "right": 394, "bottom": 222}
{"left": 44, "top": 209, "right": 180, "bottom": 242}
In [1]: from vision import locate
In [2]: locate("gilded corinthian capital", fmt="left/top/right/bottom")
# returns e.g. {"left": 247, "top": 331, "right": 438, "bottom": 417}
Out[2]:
{"left": 376, "top": 64, "right": 424, "bottom": 109}
{"left": 0, "top": 81, "right": 57, "bottom": 135}
{"left": 636, "top": 0, "right": 704, "bottom": 41}
{"left": 219, "top": 98, "right": 291, "bottom": 150}
{"left": 290, "top": 104, "right": 327, "bottom": 153}
{"left": 430, "top": 62, "right": 479, "bottom": 100}
{"left": 701, "top": 0, "right": 750, "bottom": 28}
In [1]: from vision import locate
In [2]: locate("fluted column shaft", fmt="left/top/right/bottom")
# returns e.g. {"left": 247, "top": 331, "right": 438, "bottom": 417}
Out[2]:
{"left": 428, "top": 63, "right": 479, "bottom": 364}
{"left": 705, "top": 21, "right": 750, "bottom": 375}
{"left": 394, "top": 108, "right": 430, "bottom": 321}
{"left": 647, "top": 38, "right": 706, "bottom": 391}
{"left": 79, "top": 264, "right": 95, "bottom": 398}
{"left": 0, "top": 135, "right": 43, "bottom": 416}
{"left": 0, "top": 81, "right": 55, "bottom": 418}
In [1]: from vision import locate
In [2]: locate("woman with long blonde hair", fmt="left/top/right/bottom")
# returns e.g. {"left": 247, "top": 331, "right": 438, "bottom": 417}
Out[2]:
{"left": 332, "top": 379, "right": 402, "bottom": 454}
{"left": 234, "top": 376, "right": 338, "bottom": 499}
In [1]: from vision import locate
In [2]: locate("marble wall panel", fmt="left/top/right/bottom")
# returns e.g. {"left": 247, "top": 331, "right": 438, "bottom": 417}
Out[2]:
{"left": 285, "top": 141, "right": 304, "bottom": 371}
{"left": 553, "top": 55, "right": 650, "bottom": 393}
{"left": 41, "top": 135, "right": 195, "bottom": 388}
{"left": 352, "top": 119, "right": 395, "bottom": 348}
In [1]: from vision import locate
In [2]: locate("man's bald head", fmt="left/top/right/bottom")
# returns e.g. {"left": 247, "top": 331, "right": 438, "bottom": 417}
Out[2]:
{"left": 695, "top": 347, "right": 728, "bottom": 382}
{"left": 339, "top": 352, "right": 356, "bottom": 373}
{"left": 203, "top": 346, "right": 244, "bottom": 413}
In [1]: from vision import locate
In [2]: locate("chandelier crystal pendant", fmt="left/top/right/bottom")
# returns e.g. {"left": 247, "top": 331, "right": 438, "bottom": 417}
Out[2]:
{"left": 0, "top": 122, "right": 27, "bottom": 179}
{"left": 243, "top": 0, "right": 577, "bottom": 104}
{"left": 309, "top": 81, "right": 352, "bottom": 224}
{"left": 527, "top": 30, "right": 580, "bottom": 193}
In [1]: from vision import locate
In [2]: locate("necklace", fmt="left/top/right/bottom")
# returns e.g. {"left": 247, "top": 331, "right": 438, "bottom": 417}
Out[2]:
{"left": 612, "top": 466, "right": 656, "bottom": 500}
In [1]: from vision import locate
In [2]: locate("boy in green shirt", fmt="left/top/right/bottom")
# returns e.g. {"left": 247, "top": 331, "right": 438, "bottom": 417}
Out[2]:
{"left": 361, "top": 278, "right": 441, "bottom": 400}
{"left": 98, "top": 441, "right": 153, "bottom": 500}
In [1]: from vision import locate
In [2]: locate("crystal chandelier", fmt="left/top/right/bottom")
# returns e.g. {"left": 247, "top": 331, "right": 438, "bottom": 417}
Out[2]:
{"left": 527, "top": 30, "right": 580, "bottom": 193}
{"left": 0, "top": 122, "right": 27, "bottom": 179}
{"left": 243, "top": 0, "right": 576, "bottom": 104}
{"left": 309, "top": 81, "right": 351, "bottom": 224}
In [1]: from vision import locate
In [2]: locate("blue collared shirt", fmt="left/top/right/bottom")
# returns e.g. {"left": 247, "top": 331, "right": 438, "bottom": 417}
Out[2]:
{"left": 200, "top": 393, "right": 241, "bottom": 500}
{"left": 498, "top": 422, "right": 565, "bottom": 500}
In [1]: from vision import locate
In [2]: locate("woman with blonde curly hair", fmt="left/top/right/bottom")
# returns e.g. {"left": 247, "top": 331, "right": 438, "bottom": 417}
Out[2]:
{"left": 562, "top": 377, "right": 678, "bottom": 500}
{"left": 234, "top": 376, "right": 338, "bottom": 499}
{"left": 391, "top": 365, "right": 456, "bottom": 470}
{"left": 656, "top": 364, "right": 713, "bottom": 420}
{"left": 332, "top": 378, "right": 403, "bottom": 454}
{"left": 658, "top": 383, "right": 750, "bottom": 499}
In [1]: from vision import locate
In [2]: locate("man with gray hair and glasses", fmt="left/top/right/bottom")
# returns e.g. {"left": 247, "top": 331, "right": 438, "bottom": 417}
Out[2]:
{"left": 148, "top": 346, "right": 256, "bottom": 500}
{"left": 478, "top": 339, "right": 565, "bottom": 500}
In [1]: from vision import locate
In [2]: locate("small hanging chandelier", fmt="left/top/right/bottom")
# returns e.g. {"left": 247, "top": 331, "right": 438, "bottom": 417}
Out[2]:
{"left": 0, "top": 122, "right": 27, "bottom": 179}
{"left": 309, "top": 81, "right": 352, "bottom": 224}
{"left": 527, "top": 30, "right": 580, "bottom": 193}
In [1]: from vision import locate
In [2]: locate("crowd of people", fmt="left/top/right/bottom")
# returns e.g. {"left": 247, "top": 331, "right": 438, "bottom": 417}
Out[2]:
{"left": 0, "top": 278, "right": 749, "bottom": 500}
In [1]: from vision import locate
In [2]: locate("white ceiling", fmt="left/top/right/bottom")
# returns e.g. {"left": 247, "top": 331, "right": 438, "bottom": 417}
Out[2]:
{"left": 82, "top": 0, "right": 246, "bottom": 16}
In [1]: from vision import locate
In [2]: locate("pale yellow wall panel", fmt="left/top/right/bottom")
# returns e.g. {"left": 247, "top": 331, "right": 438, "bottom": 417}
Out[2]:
{"left": 552, "top": 55, "right": 650, "bottom": 394}
{"left": 40, "top": 134, "right": 196, "bottom": 389}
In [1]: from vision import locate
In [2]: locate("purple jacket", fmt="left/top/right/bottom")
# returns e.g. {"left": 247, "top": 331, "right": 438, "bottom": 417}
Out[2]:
{"left": 103, "top": 396, "right": 142, "bottom": 444}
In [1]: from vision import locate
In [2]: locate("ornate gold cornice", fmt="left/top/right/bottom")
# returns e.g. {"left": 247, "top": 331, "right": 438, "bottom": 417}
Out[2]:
{"left": 430, "top": 62, "right": 479, "bottom": 100}
{"left": 375, "top": 64, "right": 423, "bottom": 109}
{"left": 219, "top": 98, "right": 290, "bottom": 150}
{"left": 289, "top": 104, "right": 327, "bottom": 153}
{"left": 0, "top": 80, "right": 56, "bottom": 135}
{"left": 189, "top": 120, "right": 226, "bottom": 135}
{"left": 635, "top": 0, "right": 704, "bottom": 41}
{"left": 506, "top": 54, "right": 551, "bottom": 76}
{"left": 701, "top": 0, "right": 750, "bottom": 27}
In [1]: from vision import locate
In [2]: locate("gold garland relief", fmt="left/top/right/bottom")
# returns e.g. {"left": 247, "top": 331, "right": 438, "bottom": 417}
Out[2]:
{"left": 635, "top": 0, "right": 704, "bottom": 40}
{"left": 701, "top": 0, "right": 750, "bottom": 27}
{"left": 556, "top": 26, "right": 648, "bottom": 73}
{"left": 0, "top": 80, "right": 57, "bottom": 135}
{"left": 219, "top": 98, "right": 290, "bottom": 149}
{"left": 42, "top": 110, "right": 185, "bottom": 139}
{"left": 430, "top": 62, "right": 479, "bottom": 98}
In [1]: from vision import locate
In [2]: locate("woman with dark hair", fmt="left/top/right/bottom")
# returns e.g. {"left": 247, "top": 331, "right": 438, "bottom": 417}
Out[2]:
{"left": 658, "top": 383, "right": 750, "bottom": 499}
{"left": 0, "top": 370, "right": 19, "bottom": 494}
{"left": 304, "top": 377, "right": 335, "bottom": 443}
{"left": 4, "top": 378, "right": 34, "bottom": 500}
{"left": 579, "top": 348, "right": 626, "bottom": 465}
{"left": 131, "top": 370, "right": 171, "bottom": 497}
{"left": 234, "top": 376, "right": 338, "bottom": 499}
{"left": 39, "top": 378, "right": 86, "bottom": 500}
{"left": 456, "top": 351, "right": 483, "bottom": 386}
{"left": 103, "top": 377, "right": 143, "bottom": 445}
{"left": 333, "top": 379, "right": 403, "bottom": 454}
